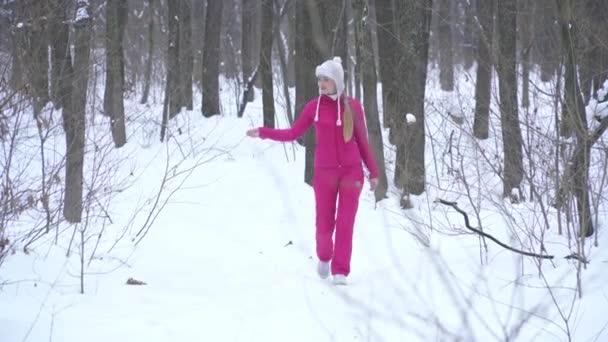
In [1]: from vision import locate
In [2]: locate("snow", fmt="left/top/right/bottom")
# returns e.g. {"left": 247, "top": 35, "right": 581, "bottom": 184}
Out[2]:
{"left": 589, "top": 79, "right": 608, "bottom": 121}
{"left": 406, "top": 113, "right": 416, "bottom": 124}
{"left": 75, "top": 1, "right": 90, "bottom": 22}
{"left": 1, "top": 69, "right": 608, "bottom": 342}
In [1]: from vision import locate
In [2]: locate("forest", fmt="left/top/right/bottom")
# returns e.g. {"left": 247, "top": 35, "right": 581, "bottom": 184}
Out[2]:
{"left": 1, "top": 1, "right": 608, "bottom": 340}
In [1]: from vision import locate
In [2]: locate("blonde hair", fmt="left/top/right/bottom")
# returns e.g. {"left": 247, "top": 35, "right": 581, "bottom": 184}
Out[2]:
{"left": 343, "top": 97, "right": 353, "bottom": 142}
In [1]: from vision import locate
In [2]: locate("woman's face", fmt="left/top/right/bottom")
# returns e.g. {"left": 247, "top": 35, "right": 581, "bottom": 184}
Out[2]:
{"left": 317, "top": 76, "right": 336, "bottom": 95}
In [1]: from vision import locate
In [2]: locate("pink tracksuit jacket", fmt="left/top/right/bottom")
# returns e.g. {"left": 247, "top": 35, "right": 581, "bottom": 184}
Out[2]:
{"left": 259, "top": 94, "right": 379, "bottom": 276}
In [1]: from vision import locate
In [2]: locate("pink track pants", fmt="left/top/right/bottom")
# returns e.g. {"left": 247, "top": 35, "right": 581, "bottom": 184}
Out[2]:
{"left": 313, "top": 165, "right": 364, "bottom": 276}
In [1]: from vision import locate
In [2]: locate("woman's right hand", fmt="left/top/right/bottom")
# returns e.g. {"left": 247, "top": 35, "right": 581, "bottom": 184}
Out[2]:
{"left": 246, "top": 128, "right": 260, "bottom": 138}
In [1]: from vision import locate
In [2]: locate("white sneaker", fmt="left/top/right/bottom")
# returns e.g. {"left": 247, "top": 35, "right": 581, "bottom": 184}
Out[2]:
{"left": 317, "top": 261, "right": 330, "bottom": 279}
{"left": 332, "top": 274, "right": 347, "bottom": 285}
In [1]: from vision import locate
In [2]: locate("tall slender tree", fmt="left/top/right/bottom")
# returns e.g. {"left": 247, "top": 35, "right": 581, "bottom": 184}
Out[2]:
{"left": 497, "top": 0, "right": 523, "bottom": 199}
{"left": 140, "top": 0, "right": 155, "bottom": 104}
{"left": 437, "top": 0, "right": 454, "bottom": 91}
{"left": 160, "top": 0, "right": 180, "bottom": 141}
{"left": 556, "top": 0, "right": 593, "bottom": 237}
{"left": 104, "top": 0, "right": 128, "bottom": 148}
{"left": 353, "top": 0, "right": 387, "bottom": 202}
{"left": 394, "top": 0, "right": 432, "bottom": 205}
{"left": 375, "top": 0, "right": 399, "bottom": 133}
{"left": 180, "top": 0, "right": 193, "bottom": 110}
{"left": 260, "top": 0, "right": 275, "bottom": 128}
{"left": 64, "top": 0, "right": 92, "bottom": 223}
{"left": 242, "top": 0, "right": 255, "bottom": 102}
{"left": 202, "top": 0, "right": 224, "bottom": 117}
{"left": 472, "top": 0, "right": 494, "bottom": 139}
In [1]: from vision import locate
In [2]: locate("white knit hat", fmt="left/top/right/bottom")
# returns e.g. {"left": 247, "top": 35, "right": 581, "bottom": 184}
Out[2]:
{"left": 314, "top": 56, "right": 345, "bottom": 125}
{"left": 315, "top": 56, "right": 345, "bottom": 97}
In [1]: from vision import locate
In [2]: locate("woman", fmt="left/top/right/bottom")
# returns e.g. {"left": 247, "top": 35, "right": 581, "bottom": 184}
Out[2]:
{"left": 246, "top": 57, "right": 379, "bottom": 285}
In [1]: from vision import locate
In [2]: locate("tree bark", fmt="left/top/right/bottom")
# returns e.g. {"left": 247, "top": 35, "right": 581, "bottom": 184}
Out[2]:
{"left": 473, "top": 0, "right": 494, "bottom": 140}
{"left": 17, "top": 0, "right": 50, "bottom": 116}
{"left": 555, "top": 0, "right": 593, "bottom": 237}
{"left": 353, "top": 0, "right": 387, "bottom": 202}
{"left": 375, "top": 0, "right": 398, "bottom": 132}
{"left": 161, "top": 0, "right": 180, "bottom": 141}
{"left": 537, "top": 0, "right": 559, "bottom": 82}
{"left": 180, "top": 0, "right": 193, "bottom": 110}
{"left": 104, "top": 0, "right": 128, "bottom": 148}
{"left": 394, "top": 0, "right": 432, "bottom": 201}
{"left": 461, "top": 0, "right": 476, "bottom": 70}
{"left": 273, "top": 0, "right": 294, "bottom": 125}
{"left": 497, "top": 0, "right": 523, "bottom": 199}
{"left": 242, "top": 0, "right": 255, "bottom": 102}
{"left": 64, "top": 1, "right": 92, "bottom": 223}
{"left": 49, "top": 0, "right": 72, "bottom": 111}
{"left": 140, "top": 0, "right": 155, "bottom": 104}
{"left": 202, "top": 0, "right": 224, "bottom": 117}
{"left": 519, "top": 0, "right": 533, "bottom": 109}
{"left": 260, "top": 0, "right": 275, "bottom": 128}
{"left": 437, "top": 0, "right": 454, "bottom": 91}
{"left": 295, "top": 0, "right": 323, "bottom": 185}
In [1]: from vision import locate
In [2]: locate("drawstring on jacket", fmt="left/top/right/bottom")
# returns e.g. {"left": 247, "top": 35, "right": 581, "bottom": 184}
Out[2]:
{"left": 314, "top": 94, "right": 342, "bottom": 126}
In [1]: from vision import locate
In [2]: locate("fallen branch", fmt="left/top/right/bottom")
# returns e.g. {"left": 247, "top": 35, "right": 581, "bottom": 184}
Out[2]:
{"left": 434, "top": 198, "right": 554, "bottom": 259}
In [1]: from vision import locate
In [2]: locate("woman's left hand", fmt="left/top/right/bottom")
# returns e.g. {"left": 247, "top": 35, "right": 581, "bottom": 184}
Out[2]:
{"left": 369, "top": 178, "right": 378, "bottom": 191}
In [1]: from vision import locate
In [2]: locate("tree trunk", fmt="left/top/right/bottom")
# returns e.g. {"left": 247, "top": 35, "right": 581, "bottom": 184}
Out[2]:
{"left": 49, "top": 0, "right": 72, "bottom": 111}
{"left": 161, "top": 0, "right": 180, "bottom": 141}
{"left": 180, "top": 0, "right": 193, "bottom": 110}
{"left": 296, "top": 0, "right": 320, "bottom": 185}
{"left": 437, "top": 0, "right": 454, "bottom": 91}
{"left": 242, "top": 0, "right": 255, "bottom": 102}
{"left": 473, "top": 0, "right": 494, "bottom": 140}
{"left": 556, "top": 0, "right": 593, "bottom": 237}
{"left": 375, "top": 0, "right": 398, "bottom": 132}
{"left": 497, "top": 0, "right": 523, "bottom": 200}
{"left": 519, "top": 0, "right": 533, "bottom": 109}
{"left": 260, "top": 0, "right": 275, "bottom": 128}
{"left": 18, "top": 0, "right": 49, "bottom": 116}
{"left": 273, "top": 0, "right": 294, "bottom": 125}
{"left": 394, "top": 0, "right": 432, "bottom": 202}
{"left": 140, "top": 0, "right": 155, "bottom": 104}
{"left": 353, "top": 0, "right": 387, "bottom": 202}
{"left": 202, "top": 0, "right": 224, "bottom": 117}
{"left": 537, "top": 0, "right": 559, "bottom": 82}
{"left": 286, "top": 2, "right": 296, "bottom": 88}
{"left": 104, "top": 0, "right": 127, "bottom": 148}
{"left": 64, "top": 1, "right": 92, "bottom": 223}
{"left": 461, "top": 0, "right": 476, "bottom": 70}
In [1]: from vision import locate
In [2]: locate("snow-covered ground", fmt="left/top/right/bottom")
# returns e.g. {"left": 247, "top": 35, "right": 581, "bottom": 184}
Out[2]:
{"left": 2, "top": 69, "right": 608, "bottom": 342}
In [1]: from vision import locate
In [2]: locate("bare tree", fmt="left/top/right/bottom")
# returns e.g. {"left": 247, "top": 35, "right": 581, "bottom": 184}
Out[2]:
{"left": 437, "top": 0, "right": 454, "bottom": 91}
{"left": 394, "top": 0, "right": 433, "bottom": 206}
{"left": 64, "top": 0, "right": 92, "bottom": 223}
{"left": 202, "top": 0, "right": 224, "bottom": 117}
{"left": 472, "top": 0, "right": 494, "bottom": 140}
{"left": 104, "top": 0, "right": 128, "bottom": 148}
{"left": 497, "top": 0, "right": 524, "bottom": 200}
{"left": 140, "top": 0, "right": 155, "bottom": 104}
{"left": 353, "top": 0, "right": 387, "bottom": 202}
{"left": 180, "top": 0, "right": 193, "bottom": 110}
{"left": 49, "top": 0, "right": 72, "bottom": 111}
{"left": 15, "top": 0, "right": 49, "bottom": 116}
{"left": 260, "top": 0, "right": 275, "bottom": 128}
{"left": 242, "top": 0, "right": 255, "bottom": 102}
{"left": 375, "top": 0, "right": 399, "bottom": 134}
{"left": 555, "top": 0, "right": 594, "bottom": 238}
{"left": 160, "top": 0, "right": 180, "bottom": 142}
